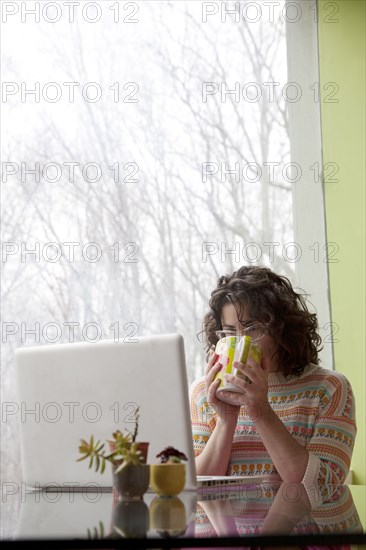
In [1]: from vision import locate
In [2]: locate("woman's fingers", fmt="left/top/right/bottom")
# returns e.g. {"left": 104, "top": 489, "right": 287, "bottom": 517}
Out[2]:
{"left": 205, "top": 345, "right": 216, "bottom": 364}
{"left": 233, "top": 361, "right": 258, "bottom": 384}
{"left": 205, "top": 352, "right": 214, "bottom": 373}
{"left": 218, "top": 390, "right": 243, "bottom": 406}
{"left": 205, "top": 360, "right": 222, "bottom": 392}
{"left": 205, "top": 351, "right": 223, "bottom": 406}
{"left": 224, "top": 373, "right": 247, "bottom": 393}
{"left": 207, "top": 377, "right": 221, "bottom": 403}
{"left": 204, "top": 351, "right": 219, "bottom": 376}
{"left": 246, "top": 356, "right": 267, "bottom": 379}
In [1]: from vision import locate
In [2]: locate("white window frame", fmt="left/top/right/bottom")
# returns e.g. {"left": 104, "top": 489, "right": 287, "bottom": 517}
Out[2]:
{"left": 286, "top": 0, "right": 334, "bottom": 369}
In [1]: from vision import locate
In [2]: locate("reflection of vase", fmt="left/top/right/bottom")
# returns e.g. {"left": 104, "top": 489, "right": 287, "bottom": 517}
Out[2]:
{"left": 112, "top": 499, "right": 149, "bottom": 538}
{"left": 150, "top": 463, "right": 186, "bottom": 496}
{"left": 113, "top": 464, "right": 150, "bottom": 501}
{"left": 149, "top": 496, "right": 187, "bottom": 537}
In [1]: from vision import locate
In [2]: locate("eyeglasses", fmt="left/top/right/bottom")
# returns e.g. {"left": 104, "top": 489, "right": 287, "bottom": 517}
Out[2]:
{"left": 215, "top": 323, "right": 267, "bottom": 344}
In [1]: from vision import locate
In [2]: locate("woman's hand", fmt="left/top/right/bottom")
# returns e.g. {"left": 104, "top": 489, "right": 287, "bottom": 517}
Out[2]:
{"left": 204, "top": 350, "right": 240, "bottom": 424}
{"left": 195, "top": 349, "right": 240, "bottom": 475}
{"left": 222, "top": 355, "right": 271, "bottom": 417}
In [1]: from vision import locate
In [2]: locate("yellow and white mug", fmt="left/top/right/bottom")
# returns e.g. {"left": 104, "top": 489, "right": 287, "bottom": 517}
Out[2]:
{"left": 214, "top": 335, "right": 262, "bottom": 403}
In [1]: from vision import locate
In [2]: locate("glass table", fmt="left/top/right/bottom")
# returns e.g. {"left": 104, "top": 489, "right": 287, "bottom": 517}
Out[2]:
{"left": 1, "top": 481, "right": 365, "bottom": 548}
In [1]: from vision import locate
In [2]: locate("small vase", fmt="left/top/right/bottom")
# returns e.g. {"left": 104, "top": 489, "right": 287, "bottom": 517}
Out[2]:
{"left": 113, "top": 464, "right": 150, "bottom": 501}
{"left": 150, "top": 463, "right": 186, "bottom": 496}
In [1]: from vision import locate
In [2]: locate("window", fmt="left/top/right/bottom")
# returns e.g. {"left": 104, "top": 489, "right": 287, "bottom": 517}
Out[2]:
{"left": 1, "top": 0, "right": 331, "bottom": 534}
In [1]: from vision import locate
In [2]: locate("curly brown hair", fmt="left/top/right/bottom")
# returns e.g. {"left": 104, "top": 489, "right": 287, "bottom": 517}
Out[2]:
{"left": 201, "top": 266, "right": 322, "bottom": 377}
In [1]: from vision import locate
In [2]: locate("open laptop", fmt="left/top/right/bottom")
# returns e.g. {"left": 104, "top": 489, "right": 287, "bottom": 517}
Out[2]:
{"left": 15, "top": 334, "right": 263, "bottom": 490}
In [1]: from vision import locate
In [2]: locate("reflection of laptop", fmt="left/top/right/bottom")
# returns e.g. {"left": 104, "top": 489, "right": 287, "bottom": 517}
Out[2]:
{"left": 15, "top": 334, "right": 262, "bottom": 490}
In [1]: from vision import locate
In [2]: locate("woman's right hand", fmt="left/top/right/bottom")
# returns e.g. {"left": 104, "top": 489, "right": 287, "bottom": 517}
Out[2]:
{"left": 204, "top": 350, "right": 240, "bottom": 424}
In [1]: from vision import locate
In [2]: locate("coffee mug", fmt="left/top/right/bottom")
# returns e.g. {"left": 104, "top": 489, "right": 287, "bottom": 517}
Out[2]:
{"left": 214, "top": 334, "right": 262, "bottom": 404}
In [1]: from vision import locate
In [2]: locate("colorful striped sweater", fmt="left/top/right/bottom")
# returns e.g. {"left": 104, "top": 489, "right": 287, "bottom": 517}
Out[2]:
{"left": 190, "top": 363, "right": 356, "bottom": 506}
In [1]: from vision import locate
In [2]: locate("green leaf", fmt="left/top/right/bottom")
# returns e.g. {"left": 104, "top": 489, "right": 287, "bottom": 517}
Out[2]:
{"left": 76, "top": 455, "right": 88, "bottom": 462}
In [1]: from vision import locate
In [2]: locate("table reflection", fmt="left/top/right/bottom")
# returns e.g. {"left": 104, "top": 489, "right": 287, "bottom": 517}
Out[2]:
{"left": 9, "top": 482, "right": 364, "bottom": 544}
{"left": 195, "top": 483, "right": 363, "bottom": 540}
{"left": 108, "top": 495, "right": 188, "bottom": 539}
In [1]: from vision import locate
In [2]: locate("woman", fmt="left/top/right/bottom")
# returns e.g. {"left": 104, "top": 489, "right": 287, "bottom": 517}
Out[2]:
{"left": 191, "top": 266, "right": 356, "bottom": 506}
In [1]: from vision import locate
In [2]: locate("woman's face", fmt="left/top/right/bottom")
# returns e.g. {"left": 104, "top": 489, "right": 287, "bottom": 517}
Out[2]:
{"left": 220, "top": 303, "right": 278, "bottom": 372}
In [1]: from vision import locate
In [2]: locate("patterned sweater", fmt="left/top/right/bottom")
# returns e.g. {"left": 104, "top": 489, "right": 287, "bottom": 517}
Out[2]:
{"left": 190, "top": 363, "right": 356, "bottom": 506}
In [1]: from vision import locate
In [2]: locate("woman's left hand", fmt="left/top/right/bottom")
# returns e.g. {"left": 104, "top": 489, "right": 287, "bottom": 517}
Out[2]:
{"left": 222, "top": 355, "right": 271, "bottom": 413}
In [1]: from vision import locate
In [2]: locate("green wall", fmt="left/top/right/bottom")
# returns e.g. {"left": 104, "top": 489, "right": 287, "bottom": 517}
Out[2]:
{"left": 318, "top": 0, "right": 366, "bottom": 485}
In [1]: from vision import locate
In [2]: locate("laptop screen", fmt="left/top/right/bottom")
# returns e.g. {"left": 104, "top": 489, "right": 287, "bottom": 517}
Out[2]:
{"left": 15, "top": 334, "right": 198, "bottom": 489}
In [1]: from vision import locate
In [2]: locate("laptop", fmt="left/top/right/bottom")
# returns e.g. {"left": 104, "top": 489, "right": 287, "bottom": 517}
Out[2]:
{"left": 15, "top": 334, "right": 263, "bottom": 490}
